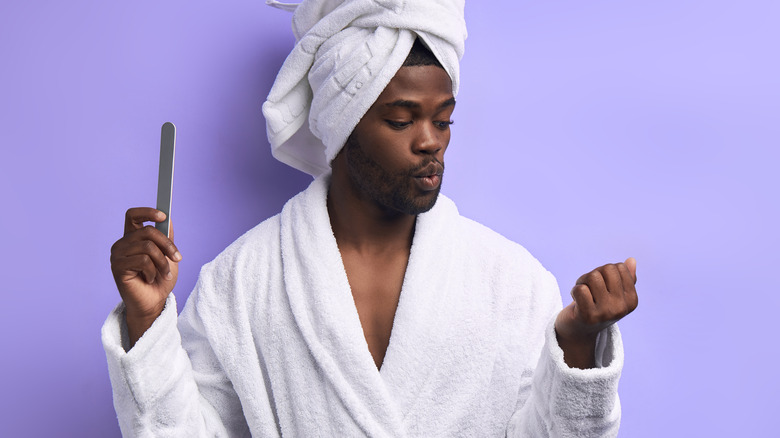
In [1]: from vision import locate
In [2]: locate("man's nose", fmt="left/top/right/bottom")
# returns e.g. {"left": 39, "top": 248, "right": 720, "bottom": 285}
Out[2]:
{"left": 413, "top": 122, "right": 445, "bottom": 155}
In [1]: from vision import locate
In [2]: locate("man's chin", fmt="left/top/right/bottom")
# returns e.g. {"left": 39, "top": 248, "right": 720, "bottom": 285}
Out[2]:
{"left": 406, "top": 189, "right": 441, "bottom": 215}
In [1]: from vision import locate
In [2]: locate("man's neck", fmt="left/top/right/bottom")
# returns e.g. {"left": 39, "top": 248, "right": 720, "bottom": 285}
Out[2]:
{"left": 327, "top": 166, "right": 416, "bottom": 255}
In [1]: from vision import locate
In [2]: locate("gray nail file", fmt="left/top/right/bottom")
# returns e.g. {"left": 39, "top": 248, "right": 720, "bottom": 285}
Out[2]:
{"left": 155, "top": 122, "right": 176, "bottom": 238}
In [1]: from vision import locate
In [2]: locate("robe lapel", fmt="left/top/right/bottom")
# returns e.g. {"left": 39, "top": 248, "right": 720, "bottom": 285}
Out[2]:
{"left": 379, "top": 195, "right": 500, "bottom": 426}
{"left": 280, "top": 176, "right": 499, "bottom": 433}
{"left": 280, "top": 175, "right": 404, "bottom": 435}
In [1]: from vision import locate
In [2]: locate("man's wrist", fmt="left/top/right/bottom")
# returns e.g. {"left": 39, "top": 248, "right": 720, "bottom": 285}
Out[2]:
{"left": 555, "top": 330, "right": 598, "bottom": 370}
{"left": 125, "top": 306, "right": 164, "bottom": 348}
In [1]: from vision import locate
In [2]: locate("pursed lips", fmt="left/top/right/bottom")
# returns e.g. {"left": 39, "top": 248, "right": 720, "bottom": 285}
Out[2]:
{"left": 413, "top": 162, "right": 444, "bottom": 191}
{"left": 413, "top": 162, "right": 444, "bottom": 178}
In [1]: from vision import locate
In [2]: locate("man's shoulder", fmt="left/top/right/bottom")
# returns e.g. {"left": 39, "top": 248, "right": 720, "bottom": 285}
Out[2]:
{"left": 442, "top": 205, "right": 560, "bottom": 304}
{"left": 180, "top": 213, "right": 285, "bottom": 325}
{"left": 453, "top": 213, "right": 543, "bottom": 268}
{"left": 204, "top": 213, "right": 283, "bottom": 272}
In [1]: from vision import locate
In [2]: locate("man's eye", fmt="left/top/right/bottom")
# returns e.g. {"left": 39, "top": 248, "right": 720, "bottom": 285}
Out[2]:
{"left": 385, "top": 120, "right": 412, "bottom": 129}
{"left": 435, "top": 120, "right": 454, "bottom": 129}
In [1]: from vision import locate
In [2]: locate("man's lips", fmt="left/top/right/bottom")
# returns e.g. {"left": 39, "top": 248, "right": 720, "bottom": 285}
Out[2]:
{"left": 413, "top": 162, "right": 444, "bottom": 179}
{"left": 413, "top": 162, "right": 444, "bottom": 191}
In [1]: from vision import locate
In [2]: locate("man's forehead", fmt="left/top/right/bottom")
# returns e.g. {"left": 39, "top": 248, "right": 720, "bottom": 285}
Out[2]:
{"left": 384, "top": 97, "right": 456, "bottom": 110}
{"left": 373, "top": 66, "right": 454, "bottom": 107}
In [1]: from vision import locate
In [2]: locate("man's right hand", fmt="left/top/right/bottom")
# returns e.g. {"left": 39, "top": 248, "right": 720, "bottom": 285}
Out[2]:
{"left": 110, "top": 207, "right": 182, "bottom": 348}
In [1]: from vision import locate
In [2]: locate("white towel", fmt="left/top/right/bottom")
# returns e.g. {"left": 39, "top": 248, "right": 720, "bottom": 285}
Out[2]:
{"left": 102, "top": 175, "right": 623, "bottom": 436}
{"left": 262, "top": 0, "right": 467, "bottom": 176}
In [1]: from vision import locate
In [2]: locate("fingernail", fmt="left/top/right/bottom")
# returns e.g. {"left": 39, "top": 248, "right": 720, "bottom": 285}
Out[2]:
{"left": 173, "top": 251, "right": 182, "bottom": 261}
{"left": 166, "top": 271, "right": 173, "bottom": 280}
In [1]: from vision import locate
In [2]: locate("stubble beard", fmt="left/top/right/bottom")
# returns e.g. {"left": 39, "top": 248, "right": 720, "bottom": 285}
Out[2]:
{"left": 344, "top": 134, "right": 443, "bottom": 216}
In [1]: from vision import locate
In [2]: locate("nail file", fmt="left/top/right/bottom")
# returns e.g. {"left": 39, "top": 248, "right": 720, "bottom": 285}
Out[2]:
{"left": 155, "top": 122, "right": 176, "bottom": 238}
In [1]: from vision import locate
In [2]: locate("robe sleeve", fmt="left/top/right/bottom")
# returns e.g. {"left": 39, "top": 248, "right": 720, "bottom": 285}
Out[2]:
{"left": 506, "top": 270, "right": 623, "bottom": 438}
{"left": 101, "top": 292, "right": 250, "bottom": 437}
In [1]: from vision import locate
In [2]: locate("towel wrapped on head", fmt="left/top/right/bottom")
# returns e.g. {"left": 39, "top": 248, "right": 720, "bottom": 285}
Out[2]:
{"left": 262, "top": 0, "right": 467, "bottom": 176}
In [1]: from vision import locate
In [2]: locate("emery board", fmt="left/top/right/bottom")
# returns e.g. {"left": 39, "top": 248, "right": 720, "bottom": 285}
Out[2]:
{"left": 155, "top": 122, "right": 176, "bottom": 238}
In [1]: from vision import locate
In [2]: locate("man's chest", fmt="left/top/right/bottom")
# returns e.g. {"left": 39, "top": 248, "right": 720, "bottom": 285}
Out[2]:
{"left": 340, "top": 250, "right": 409, "bottom": 369}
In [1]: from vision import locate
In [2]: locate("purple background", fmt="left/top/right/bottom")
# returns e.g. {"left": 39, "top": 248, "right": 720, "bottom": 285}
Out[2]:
{"left": 1, "top": 1, "right": 777, "bottom": 436}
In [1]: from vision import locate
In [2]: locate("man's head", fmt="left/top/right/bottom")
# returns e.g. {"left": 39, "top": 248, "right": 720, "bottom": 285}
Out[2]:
{"left": 263, "top": 1, "right": 466, "bottom": 177}
{"left": 333, "top": 40, "right": 455, "bottom": 216}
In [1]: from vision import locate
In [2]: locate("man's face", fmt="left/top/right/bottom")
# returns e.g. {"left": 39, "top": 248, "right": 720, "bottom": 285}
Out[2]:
{"left": 344, "top": 65, "right": 455, "bottom": 216}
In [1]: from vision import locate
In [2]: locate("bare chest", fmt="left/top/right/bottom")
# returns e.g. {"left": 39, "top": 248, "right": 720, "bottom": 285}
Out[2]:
{"left": 340, "top": 250, "right": 409, "bottom": 369}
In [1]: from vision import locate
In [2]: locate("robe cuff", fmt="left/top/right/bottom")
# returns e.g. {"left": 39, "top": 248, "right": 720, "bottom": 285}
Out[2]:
{"left": 101, "top": 294, "right": 190, "bottom": 406}
{"left": 539, "top": 320, "right": 623, "bottom": 421}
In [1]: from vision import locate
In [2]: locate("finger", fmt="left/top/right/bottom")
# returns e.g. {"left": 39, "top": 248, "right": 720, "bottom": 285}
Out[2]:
{"left": 124, "top": 208, "right": 166, "bottom": 235}
{"left": 114, "top": 253, "right": 161, "bottom": 284}
{"left": 121, "top": 240, "right": 174, "bottom": 280}
{"left": 121, "top": 225, "right": 182, "bottom": 262}
{"left": 570, "top": 284, "right": 596, "bottom": 322}
{"left": 624, "top": 257, "right": 637, "bottom": 283}
{"left": 617, "top": 263, "right": 639, "bottom": 310}
{"left": 576, "top": 270, "right": 608, "bottom": 304}
{"left": 598, "top": 264, "right": 623, "bottom": 295}
{"left": 616, "top": 263, "right": 637, "bottom": 295}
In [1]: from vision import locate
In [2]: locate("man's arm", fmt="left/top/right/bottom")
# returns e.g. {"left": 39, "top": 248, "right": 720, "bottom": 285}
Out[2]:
{"left": 104, "top": 208, "right": 248, "bottom": 436}
{"left": 507, "top": 259, "right": 637, "bottom": 437}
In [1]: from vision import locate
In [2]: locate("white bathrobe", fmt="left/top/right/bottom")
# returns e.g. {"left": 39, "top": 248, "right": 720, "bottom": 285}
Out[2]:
{"left": 102, "top": 175, "right": 623, "bottom": 437}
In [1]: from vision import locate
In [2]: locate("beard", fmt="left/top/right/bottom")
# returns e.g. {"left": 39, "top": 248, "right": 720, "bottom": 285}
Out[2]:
{"left": 344, "top": 134, "right": 443, "bottom": 216}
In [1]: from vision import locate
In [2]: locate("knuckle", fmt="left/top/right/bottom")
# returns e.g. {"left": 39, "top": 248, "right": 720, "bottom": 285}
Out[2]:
{"left": 584, "top": 271, "right": 599, "bottom": 283}
{"left": 141, "top": 240, "right": 157, "bottom": 254}
{"left": 109, "top": 248, "right": 121, "bottom": 262}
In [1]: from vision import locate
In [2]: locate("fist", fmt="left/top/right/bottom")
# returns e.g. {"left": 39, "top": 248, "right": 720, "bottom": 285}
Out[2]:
{"left": 555, "top": 258, "right": 638, "bottom": 368}
{"left": 110, "top": 208, "right": 181, "bottom": 322}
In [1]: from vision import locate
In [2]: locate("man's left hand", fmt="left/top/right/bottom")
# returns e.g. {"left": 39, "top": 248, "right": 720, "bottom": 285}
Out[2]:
{"left": 554, "top": 257, "right": 638, "bottom": 369}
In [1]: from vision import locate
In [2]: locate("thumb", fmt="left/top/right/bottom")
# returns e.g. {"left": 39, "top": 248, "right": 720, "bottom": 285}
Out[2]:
{"left": 624, "top": 257, "right": 637, "bottom": 283}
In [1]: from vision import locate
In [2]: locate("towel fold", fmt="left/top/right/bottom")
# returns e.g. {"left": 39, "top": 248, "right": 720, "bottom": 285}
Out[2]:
{"left": 262, "top": 0, "right": 467, "bottom": 176}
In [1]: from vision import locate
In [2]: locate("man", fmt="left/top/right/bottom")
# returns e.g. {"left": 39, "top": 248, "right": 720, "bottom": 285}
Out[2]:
{"left": 105, "top": 1, "right": 637, "bottom": 436}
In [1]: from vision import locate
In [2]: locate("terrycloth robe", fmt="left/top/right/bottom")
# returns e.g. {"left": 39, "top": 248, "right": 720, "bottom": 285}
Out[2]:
{"left": 102, "top": 175, "right": 623, "bottom": 437}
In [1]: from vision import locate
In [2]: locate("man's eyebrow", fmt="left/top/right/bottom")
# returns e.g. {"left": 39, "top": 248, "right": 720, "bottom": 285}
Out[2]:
{"left": 386, "top": 100, "right": 419, "bottom": 108}
{"left": 385, "top": 97, "right": 457, "bottom": 109}
{"left": 439, "top": 97, "right": 456, "bottom": 109}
